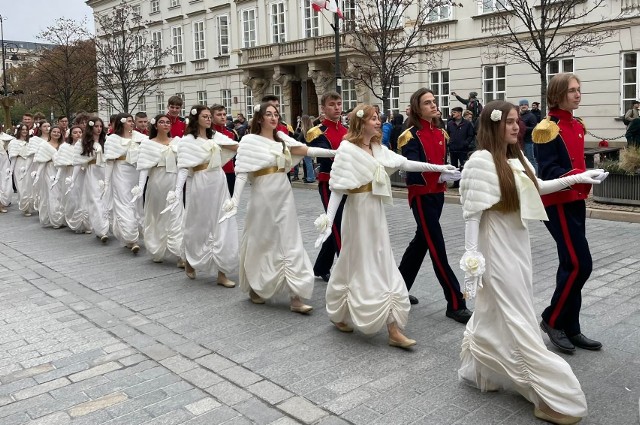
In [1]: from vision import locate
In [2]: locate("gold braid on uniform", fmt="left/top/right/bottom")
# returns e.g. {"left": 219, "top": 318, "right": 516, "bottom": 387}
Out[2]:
{"left": 396, "top": 127, "right": 413, "bottom": 151}
{"left": 532, "top": 117, "right": 560, "bottom": 144}
{"left": 575, "top": 117, "right": 587, "bottom": 132}
{"left": 306, "top": 126, "right": 324, "bottom": 144}
{"left": 441, "top": 128, "right": 450, "bottom": 142}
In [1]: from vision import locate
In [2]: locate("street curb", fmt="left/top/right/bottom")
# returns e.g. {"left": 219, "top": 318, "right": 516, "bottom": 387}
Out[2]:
{"left": 291, "top": 181, "right": 640, "bottom": 224}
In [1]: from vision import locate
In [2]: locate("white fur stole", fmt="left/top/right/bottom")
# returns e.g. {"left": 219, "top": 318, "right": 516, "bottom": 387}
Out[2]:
{"left": 53, "top": 143, "right": 75, "bottom": 167}
{"left": 34, "top": 142, "right": 57, "bottom": 163}
{"left": 8, "top": 139, "right": 28, "bottom": 159}
{"left": 104, "top": 134, "right": 140, "bottom": 164}
{"left": 235, "top": 133, "right": 303, "bottom": 173}
{"left": 138, "top": 137, "right": 179, "bottom": 172}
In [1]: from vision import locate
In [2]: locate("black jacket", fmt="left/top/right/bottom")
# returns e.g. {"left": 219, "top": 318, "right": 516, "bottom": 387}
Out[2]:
{"left": 446, "top": 119, "right": 474, "bottom": 151}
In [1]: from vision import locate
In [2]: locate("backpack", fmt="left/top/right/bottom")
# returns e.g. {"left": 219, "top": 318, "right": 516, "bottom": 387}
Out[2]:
{"left": 623, "top": 116, "right": 632, "bottom": 126}
{"left": 470, "top": 100, "right": 483, "bottom": 118}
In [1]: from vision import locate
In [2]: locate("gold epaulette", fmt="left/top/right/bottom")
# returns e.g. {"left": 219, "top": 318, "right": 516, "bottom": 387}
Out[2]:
{"left": 441, "top": 128, "right": 450, "bottom": 142}
{"left": 397, "top": 127, "right": 413, "bottom": 151}
{"left": 575, "top": 117, "right": 587, "bottom": 132}
{"left": 532, "top": 117, "right": 560, "bottom": 144}
{"left": 306, "top": 125, "right": 324, "bottom": 143}
{"left": 287, "top": 123, "right": 294, "bottom": 134}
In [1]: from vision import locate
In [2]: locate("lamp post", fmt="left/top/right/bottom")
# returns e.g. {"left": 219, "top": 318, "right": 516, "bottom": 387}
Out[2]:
{"left": 0, "top": 15, "right": 20, "bottom": 132}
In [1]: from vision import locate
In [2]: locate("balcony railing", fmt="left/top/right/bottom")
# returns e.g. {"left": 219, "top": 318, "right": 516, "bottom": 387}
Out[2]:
{"left": 241, "top": 34, "right": 350, "bottom": 66}
{"left": 621, "top": 0, "right": 640, "bottom": 11}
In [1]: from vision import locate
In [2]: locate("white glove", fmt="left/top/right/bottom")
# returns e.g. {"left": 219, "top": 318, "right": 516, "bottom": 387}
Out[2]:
{"left": 131, "top": 169, "right": 148, "bottom": 203}
{"left": 460, "top": 215, "right": 485, "bottom": 300}
{"left": 65, "top": 177, "right": 75, "bottom": 195}
{"left": 306, "top": 147, "right": 337, "bottom": 158}
{"left": 438, "top": 170, "right": 462, "bottom": 183}
{"left": 219, "top": 172, "right": 247, "bottom": 223}
{"left": 537, "top": 169, "right": 608, "bottom": 195}
{"left": 314, "top": 192, "right": 341, "bottom": 248}
{"left": 18, "top": 166, "right": 26, "bottom": 181}
{"left": 5, "top": 168, "right": 12, "bottom": 180}
{"left": 402, "top": 160, "right": 459, "bottom": 174}
{"left": 32, "top": 172, "right": 39, "bottom": 186}
{"left": 130, "top": 185, "right": 143, "bottom": 203}
{"left": 161, "top": 168, "right": 188, "bottom": 214}
{"left": 100, "top": 180, "right": 109, "bottom": 199}
{"left": 50, "top": 169, "right": 62, "bottom": 189}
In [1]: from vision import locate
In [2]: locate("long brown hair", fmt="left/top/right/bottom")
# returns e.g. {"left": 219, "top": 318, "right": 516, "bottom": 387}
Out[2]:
{"left": 476, "top": 100, "right": 538, "bottom": 212}
{"left": 406, "top": 88, "right": 435, "bottom": 130}
{"left": 250, "top": 103, "right": 285, "bottom": 151}
{"left": 344, "top": 104, "right": 381, "bottom": 148}
{"left": 547, "top": 73, "right": 580, "bottom": 110}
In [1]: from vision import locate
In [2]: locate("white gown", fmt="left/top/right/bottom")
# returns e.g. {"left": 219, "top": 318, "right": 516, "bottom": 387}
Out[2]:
{"left": 58, "top": 143, "right": 89, "bottom": 233}
{"left": 235, "top": 134, "right": 313, "bottom": 300}
{"left": 137, "top": 138, "right": 183, "bottom": 261}
{"left": 34, "top": 142, "right": 64, "bottom": 228}
{"left": 0, "top": 135, "right": 13, "bottom": 207}
{"left": 326, "top": 142, "right": 411, "bottom": 334}
{"left": 458, "top": 152, "right": 587, "bottom": 418}
{"left": 178, "top": 133, "right": 238, "bottom": 275}
{"left": 8, "top": 138, "right": 37, "bottom": 214}
{"left": 74, "top": 142, "right": 109, "bottom": 238}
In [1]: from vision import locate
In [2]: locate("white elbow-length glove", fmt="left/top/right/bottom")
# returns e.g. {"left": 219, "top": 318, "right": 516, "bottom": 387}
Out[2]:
{"left": 403, "top": 160, "right": 459, "bottom": 174}
{"left": 314, "top": 192, "right": 341, "bottom": 248}
{"left": 32, "top": 163, "right": 46, "bottom": 186}
{"left": 161, "top": 168, "right": 188, "bottom": 214}
{"left": 219, "top": 172, "right": 247, "bottom": 223}
{"left": 460, "top": 213, "right": 485, "bottom": 300}
{"left": 18, "top": 158, "right": 32, "bottom": 181}
{"left": 64, "top": 165, "right": 82, "bottom": 194}
{"left": 130, "top": 169, "right": 148, "bottom": 204}
{"left": 537, "top": 168, "right": 608, "bottom": 195}
{"left": 99, "top": 161, "right": 114, "bottom": 199}
{"left": 51, "top": 168, "right": 62, "bottom": 189}
{"left": 306, "top": 147, "right": 337, "bottom": 158}
{"left": 5, "top": 166, "right": 12, "bottom": 180}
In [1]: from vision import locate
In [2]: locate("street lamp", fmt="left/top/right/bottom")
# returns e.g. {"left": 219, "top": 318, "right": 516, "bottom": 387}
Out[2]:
{"left": 0, "top": 15, "right": 20, "bottom": 132}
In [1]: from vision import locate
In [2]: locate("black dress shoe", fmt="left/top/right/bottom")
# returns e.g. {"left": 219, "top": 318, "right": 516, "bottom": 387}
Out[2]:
{"left": 568, "top": 333, "right": 602, "bottom": 351}
{"left": 540, "top": 320, "right": 575, "bottom": 352}
{"left": 409, "top": 295, "right": 419, "bottom": 305}
{"left": 315, "top": 273, "right": 330, "bottom": 282}
{"left": 446, "top": 308, "right": 473, "bottom": 324}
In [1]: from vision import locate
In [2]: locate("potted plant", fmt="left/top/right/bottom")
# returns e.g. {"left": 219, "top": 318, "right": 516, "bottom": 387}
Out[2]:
{"left": 593, "top": 146, "right": 640, "bottom": 206}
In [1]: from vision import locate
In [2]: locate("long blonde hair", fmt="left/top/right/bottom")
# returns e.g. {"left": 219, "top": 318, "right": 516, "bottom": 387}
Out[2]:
{"left": 345, "top": 105, "right": 381, "bottom": 147}
{"left": 476, "top": 100, "right": 538, "bottom": 212}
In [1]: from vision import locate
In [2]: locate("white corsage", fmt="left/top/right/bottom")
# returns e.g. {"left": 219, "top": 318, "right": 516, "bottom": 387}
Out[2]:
{"left": 190, "top": 108, "right": 198, "bottom": 116}
{"left": 460, "top": 250, "right": 486, "bottom": 299}
{"left": 254, "top": 104, "right": 261, "bottom": 113}
{"left": 30, "top": 170, "right": 37, "bottom": 178}
{"left": 131, "top": 186, "right": 142, "bottom": 196}
{"left": 356, "top": 109, "right": 364, "bottom": 118}
{"left": 88, "top": 120, "right": 95, "bottom": 127}
{"left": 314, "top": 213, "right": 330, "bottom": 232}
{"left": 120, "top": 117, "right": 127, "bottom": 124}
{"left": 98, "top": 180, "right": 105, "bottom": 190}
{"left": 65, "top": 176, "right": 73, "bottom": 185}
{"left": 490, "top": 110, "right": 502, "bottom": 122}
{"left": 165, "top": 190, "right": 177, "bottom": 205}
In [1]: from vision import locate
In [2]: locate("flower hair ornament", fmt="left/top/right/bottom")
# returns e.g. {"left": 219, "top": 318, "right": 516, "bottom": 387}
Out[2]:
{"left": 149, "top": 118, "right": 156, "bottom": 125}
{"left": 356, "top": 109, "right": 365, "bottom": 118}
{"left": 120, "top": 117, "right": 127, "bottom": 124}
{"left": 28, "top": 129, "right": 34, "bottom": 136}
{"left": 254, "top": 104, "right": 261, "bottom": 113}
{"left": 88, "top": 120, "right": 95, "bottom": 127}
{"left": 490, "top": 110, "right": 502, "bottom": 122}
{"left": 190, "top": 108, "right": 198, "bottom": 116}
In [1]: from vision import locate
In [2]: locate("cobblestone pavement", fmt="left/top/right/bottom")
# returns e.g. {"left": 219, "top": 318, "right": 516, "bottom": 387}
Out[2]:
{"left": 0, "top": 186, "right": 639, "bottom": 425}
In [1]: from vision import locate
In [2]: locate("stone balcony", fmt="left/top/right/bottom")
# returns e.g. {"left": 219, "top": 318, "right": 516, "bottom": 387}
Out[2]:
{"left": 239, "top": 34, "right": 351, "bottom": 67}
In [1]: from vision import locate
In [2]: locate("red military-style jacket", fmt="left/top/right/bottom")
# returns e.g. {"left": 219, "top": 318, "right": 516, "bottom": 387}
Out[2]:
{"left": 168, "top": 114, "right": 186, "bottom": 138}
{"left": 398, "top": 118, "right": 448, "bottom": 204}
{"left": 306, "top": 118, "right": 348, "bottom": 182}
{"left": 214, "top": 124, "right": 237, "bottom": 173}
{"left": 535, "top": 108, "right": 590, "bottom": 207}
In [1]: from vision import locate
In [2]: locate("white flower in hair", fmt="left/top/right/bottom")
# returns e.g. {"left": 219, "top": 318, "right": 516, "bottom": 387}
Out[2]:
{"left": 184, "top": 118, "right": 190, "bottom": 126}
{"left": 254, "top": 104, "right": 261, "bottom": 113}
{"left": 356, "top": 109, "right": 365, "bottom": 118}
{"left": 190, "top": 108, "right": 198, "bottom": 116}
{"left": 29, "top": 129, "right": 34, "bottom": 136}
{"left": 88, "top": 120, "right": 95, "bottom": 127}
{"left": 149, "top": 118, "right": 156, "bottom": 125}
{"left": 35, "top": 122, "right": 40, "bottom": 128}
{"left": 490, "top": 110, "right": 502, "bottom": 122}
{"left": 120, "top": 117, "right": 127, "bottom": 124}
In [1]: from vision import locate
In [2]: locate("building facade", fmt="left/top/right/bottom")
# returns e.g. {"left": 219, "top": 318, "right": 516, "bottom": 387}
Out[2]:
{"left": 1, "top": 40, "right": 55, "bottom": 92}
{"left": 86, "top": 0, "right": 640, "bottom": 145}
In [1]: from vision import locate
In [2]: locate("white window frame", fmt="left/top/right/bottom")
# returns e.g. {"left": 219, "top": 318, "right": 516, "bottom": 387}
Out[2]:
{"left": 221, "top": 89, "right": 232, "bottom": 111}
{"left": 151, "top": 30, "right": 163, "bottom": 64}
{"left": 245, "top": 87, "right": 254, "bottom": 119}
{"left": 192, "top": 21, "right": 206, "bottom": 60}
{"left": 342, "top": 79, "right": 357, "bottom": 111}
{"left": 270, "top": 2, "right": 287, "bottom": 44}
{"left": 242, "top": 9, "right": 257, "bottom": 48}
{"left": 272, "top": 84, "right": 285, "bottom": 120}
{"left": 175, "top": 92, "right": 186, "bottom": 116}
{"left": 483, "top": 64, "right": 506, "bottom": 104}
{"left": 197, "top": 90, "right": 208, "bottom": 106}
{"left": 216, "top": 15, "right": 229, "bottom": 56}
{"left": 151, "top": 0, "right": 160, "bottom": 13}
{"left": 134, "top": 35, "right": 144, "bottom": 69}
{"left": 428, "top": 4, "right": 451, "bottom": 22}
{"left": 479, "top": 0, "right": 509, "bottom": 14}
{"left": 547, "top": 58, "right": 574, "bottom": 83}
{"left": 622, "top": 52, "right": 640, "bottom": 115}
{"left": 156, "top": 94, "right": 165, "bottom": 115}
{"left": 171, "top": 26, "right": 184, "bottom": 63}
{"left": 430, "top": 70, "right": 450, "bottom": 118}
{"left": 390, "top": 76, "right": 400, "bottom": 116}
{"left": 302, "top": 0, "right": 319, "bottom": 38}
{"left": 341, "top": 0, "right": 357, "bottom": 31}
{"left": 170, "top": 0, "right": 180, "bottom": 7}
{"left": 132, "top": 4, "right": 141, "bottom": 17}
{"left": 138, "top": 96, "right": 146, "bottom": 113}
{"left": 107, "top": 99, "right": 114, "bottom": 117}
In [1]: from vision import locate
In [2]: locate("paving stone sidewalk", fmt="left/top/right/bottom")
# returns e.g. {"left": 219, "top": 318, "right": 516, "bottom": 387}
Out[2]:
{"left": 0, "top": 187, "right": 639, "bottom": 424}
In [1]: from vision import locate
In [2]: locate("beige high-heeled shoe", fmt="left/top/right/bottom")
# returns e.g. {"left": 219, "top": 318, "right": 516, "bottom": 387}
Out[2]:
{"left": 332, "top": 322, "right": 353, "bottom": 332}
{"left": 249, "top": 289, "right": 265, "bottom": 304}
{"left": 185, "top": 261, "right": 196, "bottom": 279}
{"left": 217, "top": 272, "right": 236, "bottom": 288}
{"left": 534, "top": 407, "right": 582, "bottom": 424}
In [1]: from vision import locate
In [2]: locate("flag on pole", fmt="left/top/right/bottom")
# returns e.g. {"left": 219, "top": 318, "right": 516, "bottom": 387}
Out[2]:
{"left": 310, "top": 0, "right": 344, "bottom": 19}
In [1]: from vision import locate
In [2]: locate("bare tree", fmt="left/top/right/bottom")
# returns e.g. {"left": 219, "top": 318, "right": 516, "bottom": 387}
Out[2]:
{"left": 92, "top": 0, "right": 172, "bottom": 114}
{"left": 343, "top": 0, "right": 459, "bottom": 114}
{"left": 489, "top": 0, "right": 612, "bottom": 113}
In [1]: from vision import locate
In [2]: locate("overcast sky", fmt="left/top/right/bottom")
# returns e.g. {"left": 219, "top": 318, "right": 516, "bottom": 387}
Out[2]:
{"left": 2, "top": 0, "right": 95, "bottom": 43}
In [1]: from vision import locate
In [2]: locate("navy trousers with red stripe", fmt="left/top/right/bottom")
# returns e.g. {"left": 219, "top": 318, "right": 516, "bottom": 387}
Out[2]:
{"left": 313, "top": 181, "right": 346, "bottom": 276}
{"left": 541, "top": 200, "right": 592, "bottom": 337}
{"left": 398, "top": 193, "right": 466, "bottom": 312}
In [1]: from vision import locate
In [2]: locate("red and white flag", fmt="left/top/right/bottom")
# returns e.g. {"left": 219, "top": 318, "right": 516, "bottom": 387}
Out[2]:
{"left": 310, "top": 0, "right": 344, "bottom": 19}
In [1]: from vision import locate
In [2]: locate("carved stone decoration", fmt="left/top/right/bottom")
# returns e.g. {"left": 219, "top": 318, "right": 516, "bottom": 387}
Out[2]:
{"left": 241, "top": 73, "right": 268, "bottom": 101}
{"left": 308, "top": 69, "right": 335, "bottom": 97}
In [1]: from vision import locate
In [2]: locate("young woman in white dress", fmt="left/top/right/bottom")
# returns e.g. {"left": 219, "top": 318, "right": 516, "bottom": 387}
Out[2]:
{"left": 165, "top": 106, "right": 237, "bottom": 285}
{"left": 55, "top": 126, "right": 90, "bottom": 233}
{"left": 314, "top": 105, "right": 459, "bottom": 348}
{"left": 0, "top": 131, "right": 14, "bottom": 212}
{"left": 458, "top": 100, "right": 608, "bottom": 425}
{"left": 67, "top": 118, "right": 109, "bottom": 243}
{"left": 33, "top": 126, "right": 65, "bottom": 228}
{"left": 7, "top": 124, "right": 37, "bottom": 216}
{"left": 104, "top": 113, "right": 145, "bottom": 254}
{"left": 221, "top": 102, "right": 336, "bottom": 313}
{"left": 133, "top": 114, "right": 184, "bottom": 266}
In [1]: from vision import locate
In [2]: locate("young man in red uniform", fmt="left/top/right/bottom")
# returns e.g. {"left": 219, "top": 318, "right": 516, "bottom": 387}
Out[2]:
{"left": 167, "top": 95, "right": 186, "bottom": 138}
{"left": 306, "top": 91, "right": 348, "bottom": 282}
{"left": 535, "top": 73, "right": 604, "bottom": 352}
{"left": 397, "top": 88, "right": 472, "bottom": 323}
{"left": 211, "top": 104, "right": 238, "bottom": 195}
{"left": 134, "top": 112, "right": 149, "bottom": 135}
